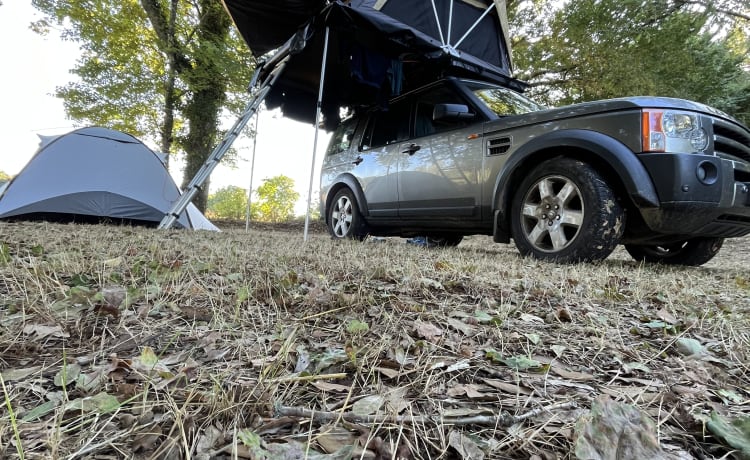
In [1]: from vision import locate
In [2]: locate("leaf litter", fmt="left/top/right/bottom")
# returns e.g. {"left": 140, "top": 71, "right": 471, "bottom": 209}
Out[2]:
{"left": 0, "top": 220, "right": 748, "bottom": 459}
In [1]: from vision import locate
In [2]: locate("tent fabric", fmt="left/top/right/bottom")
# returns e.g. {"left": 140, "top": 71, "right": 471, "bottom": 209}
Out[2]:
{"left": 222, "top": 0, "right": 520, "bottom": 125}
{"left": 0, "top": 127, "right": 218, "bottom": 231}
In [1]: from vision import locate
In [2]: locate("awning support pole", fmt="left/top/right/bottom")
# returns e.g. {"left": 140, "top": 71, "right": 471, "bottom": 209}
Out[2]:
{"left": 303, "top": 26, "right": 331, "bottom": 242}
{"left": 158, "top": 51, "right": 290, "bottom": 229}
{"left": 245, "top": 110, "right": 260, "bottom": 232}
{"left": 447, "top": 0, "right": 454, "bottom": 44}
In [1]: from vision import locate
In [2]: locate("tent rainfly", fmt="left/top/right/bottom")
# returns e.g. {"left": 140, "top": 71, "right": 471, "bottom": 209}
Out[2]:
{"left": 0, "top": 127, "right": 218, "bottom": 231}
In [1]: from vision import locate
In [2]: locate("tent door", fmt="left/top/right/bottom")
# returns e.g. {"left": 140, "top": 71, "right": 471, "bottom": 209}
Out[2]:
{"left": 158, "top": 49, "right": 292, "bottom": 229}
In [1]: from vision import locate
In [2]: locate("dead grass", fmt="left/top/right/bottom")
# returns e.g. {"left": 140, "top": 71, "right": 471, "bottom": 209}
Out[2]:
{"left": 0, "top": 220, "right": 748, "bottom": 459}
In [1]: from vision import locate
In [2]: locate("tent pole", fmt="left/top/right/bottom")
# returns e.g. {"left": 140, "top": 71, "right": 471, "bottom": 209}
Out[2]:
{"left": 447, "top": 0, "right": 454, "bottom": 44}
{"left": 304, "top": 27, "right": 330, "bottom": 242}
{"left": 453, "top": 3, "right": 494, "bottom": 48}
{"left": 430, "top": 0, "right": 446, "bottom": 45}
{"left": 245, "top": 110, "right": 260, "bottom": 232}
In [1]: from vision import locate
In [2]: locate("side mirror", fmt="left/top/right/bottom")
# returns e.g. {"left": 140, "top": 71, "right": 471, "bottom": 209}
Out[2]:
{"left": 433, "top": 103, "right": 475, "bottom": 122}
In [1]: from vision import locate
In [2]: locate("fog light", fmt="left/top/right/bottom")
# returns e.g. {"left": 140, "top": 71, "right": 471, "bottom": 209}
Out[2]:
{"left": 696, "top": 161, "right": 718, "bottom": 185}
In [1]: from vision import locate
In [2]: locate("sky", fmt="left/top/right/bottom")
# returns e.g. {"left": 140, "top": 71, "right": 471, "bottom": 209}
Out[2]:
{"left": 0, "top": 2, "right": 329, "bottom": 215}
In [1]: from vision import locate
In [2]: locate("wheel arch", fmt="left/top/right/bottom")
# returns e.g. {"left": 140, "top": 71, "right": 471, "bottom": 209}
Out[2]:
{"left": 492, "top": 129, "right": 660, "bottom": 241}
{"left": 324, "top": 174, "right": 369, "bottom": 225}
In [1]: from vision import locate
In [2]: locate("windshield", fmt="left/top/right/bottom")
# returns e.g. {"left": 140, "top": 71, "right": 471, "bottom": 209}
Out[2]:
{"left": 465, "top": 81, "right": 545, "bottom": 116}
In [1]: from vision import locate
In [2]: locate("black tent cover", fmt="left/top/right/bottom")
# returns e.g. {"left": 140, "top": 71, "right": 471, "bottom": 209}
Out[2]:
{"left": 221, "top": 0, "right": 523, "bottom": 126}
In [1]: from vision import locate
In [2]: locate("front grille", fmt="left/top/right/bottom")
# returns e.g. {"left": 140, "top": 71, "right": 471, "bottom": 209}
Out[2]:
{"left": 713, "top": 118, "right": 750, "bottom": 163}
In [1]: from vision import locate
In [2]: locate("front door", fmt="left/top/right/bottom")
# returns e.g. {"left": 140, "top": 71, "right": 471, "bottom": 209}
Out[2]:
{"left": 397, "top": 86, "right": 483, "bottom": 221}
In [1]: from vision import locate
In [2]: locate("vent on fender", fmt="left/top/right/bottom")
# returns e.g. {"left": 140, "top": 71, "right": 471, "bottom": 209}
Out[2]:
{"left": 487, "top": 137, "right": 511, "bottom": 155}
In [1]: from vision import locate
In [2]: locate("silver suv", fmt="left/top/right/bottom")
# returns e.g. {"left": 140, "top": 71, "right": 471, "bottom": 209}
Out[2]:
{"left": 319, "top": 77, "right": 750, "bottom": 265}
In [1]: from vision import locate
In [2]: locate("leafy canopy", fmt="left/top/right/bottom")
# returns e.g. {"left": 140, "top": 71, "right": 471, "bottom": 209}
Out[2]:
{"left": 254, "top": 176, "right": 300, "bottom": 223}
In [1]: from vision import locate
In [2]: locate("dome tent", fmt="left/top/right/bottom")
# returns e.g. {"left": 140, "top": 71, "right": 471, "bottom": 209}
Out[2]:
{"left": 0, "top": 127, "right": 218, "bottom": 231}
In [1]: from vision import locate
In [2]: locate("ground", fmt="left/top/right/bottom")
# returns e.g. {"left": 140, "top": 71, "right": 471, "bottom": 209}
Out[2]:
{"left": 0, "top": 220, "right": 748, "bottom": 459}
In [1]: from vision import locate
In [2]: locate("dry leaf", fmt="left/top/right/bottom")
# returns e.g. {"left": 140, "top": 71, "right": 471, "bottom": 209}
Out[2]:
{"left": 449, "top": 430, "right": 485, "bottom": 460}
{"left": 414, "top": 320, "right": 443, "bottom": 341}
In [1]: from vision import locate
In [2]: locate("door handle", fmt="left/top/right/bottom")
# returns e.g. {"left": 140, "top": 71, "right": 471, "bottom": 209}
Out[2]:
{"left": 401, "top": 143, "right": 421, "bottom": 155}
{"left": 352, "top": 156, "right": 363, "bottom": 166}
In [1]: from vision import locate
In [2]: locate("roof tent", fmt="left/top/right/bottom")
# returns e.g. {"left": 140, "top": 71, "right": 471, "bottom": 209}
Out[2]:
{"left": 160, "top": 0, "right": 522, "bottom": 233}
{"left": 223, "top": 0, "right": 519, "bottom": 125}
{"left": 0, "top": 127, "right": 218, "bottom": 231}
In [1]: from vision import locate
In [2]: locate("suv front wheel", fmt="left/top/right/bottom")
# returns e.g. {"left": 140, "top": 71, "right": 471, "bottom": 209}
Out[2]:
{"left": 510, "top": 157, "right": 624, "bottom": 263}
{"left": 624, "top": 237, "right": 723, "bottom": 266}
{"left": 327, "top": 188, "right": 367, "bottom": 241}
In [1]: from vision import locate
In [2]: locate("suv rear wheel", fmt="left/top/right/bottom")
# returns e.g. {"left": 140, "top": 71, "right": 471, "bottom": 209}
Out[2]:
{"left": 624, "top": 237, "right": 723, "bottom": 266}
{"left": 327, "top": 188, "right": 366, "bottom": 240}
{"left": 510, "top": 158, "right": 624, "bottom": 263}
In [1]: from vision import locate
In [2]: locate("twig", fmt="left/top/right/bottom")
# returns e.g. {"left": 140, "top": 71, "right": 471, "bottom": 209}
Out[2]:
{"left": 275, "top": 400, "right": 577, "bottom": 427}
{"left": 267, "top": 372, "right": 347, "bottom": 384}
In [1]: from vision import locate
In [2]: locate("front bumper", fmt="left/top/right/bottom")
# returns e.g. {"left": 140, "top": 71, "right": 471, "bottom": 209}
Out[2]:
{"left": 638, "top": 153, "right": 750, "bottom": 238}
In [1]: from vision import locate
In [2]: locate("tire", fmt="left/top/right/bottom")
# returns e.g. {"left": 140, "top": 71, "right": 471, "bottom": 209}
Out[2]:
{"left": 327, "top": 188, "right": 366, "bottom": 240}
{"left": 625, "top": 237, "right": 723, "bottom": 266}
{"left": 510, "top": 157, "right": 625, "bottom": 263}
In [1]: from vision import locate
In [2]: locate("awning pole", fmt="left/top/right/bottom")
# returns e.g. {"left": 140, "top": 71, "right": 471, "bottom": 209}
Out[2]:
{"left": 453, "top": 3, "right": 494, "bottom": 48}
{"left": 245, "top": 110, "right": 260, "bottom": 232}
{"left": 303, "top": 26, "right": 330, "bottom": 242}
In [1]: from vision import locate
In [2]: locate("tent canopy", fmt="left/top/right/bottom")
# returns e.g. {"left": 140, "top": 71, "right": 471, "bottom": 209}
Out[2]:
{"left": 0, "top": 127, "right": 218, "bottom": 231}
{"left": 222, "top": 0, "right": 520, "bottom": 126}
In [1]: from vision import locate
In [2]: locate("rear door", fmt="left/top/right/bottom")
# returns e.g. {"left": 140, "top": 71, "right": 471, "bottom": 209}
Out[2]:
{"left": 352, "top": 101, "right": 411, "bottom": 218}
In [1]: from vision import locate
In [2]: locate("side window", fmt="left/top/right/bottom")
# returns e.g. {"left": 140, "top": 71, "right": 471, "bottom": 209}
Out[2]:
{"left": 360, "top": 102, "right": 410, "bottom": 150}
{"left": 414, "top": 86, "right": 471, "bottom": 138}
{"left": 326, "top": 119, "right": 357, "bottom": 156}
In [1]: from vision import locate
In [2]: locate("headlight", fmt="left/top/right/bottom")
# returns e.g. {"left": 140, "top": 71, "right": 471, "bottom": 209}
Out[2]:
{"left": 642, "top": 110, "right": 708, "bottom": 153}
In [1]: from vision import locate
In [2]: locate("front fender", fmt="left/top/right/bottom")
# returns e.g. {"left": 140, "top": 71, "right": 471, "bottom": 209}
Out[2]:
{"left": 492, "top": 129, "right": 660, "bottom": 238}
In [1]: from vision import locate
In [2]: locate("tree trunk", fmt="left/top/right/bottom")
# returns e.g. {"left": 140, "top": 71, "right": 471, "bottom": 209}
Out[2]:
{"left": 180, "top": 0, "right": 231, "bottom": 212}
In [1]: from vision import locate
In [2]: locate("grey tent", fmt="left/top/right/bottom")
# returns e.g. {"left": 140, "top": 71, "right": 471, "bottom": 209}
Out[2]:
{"left": 0, "top": 127, "right": 218, "bottom": 230}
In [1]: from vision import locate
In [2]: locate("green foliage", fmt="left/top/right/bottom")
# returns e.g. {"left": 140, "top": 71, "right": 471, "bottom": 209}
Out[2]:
{"left": 510, "top": 0, "right": 750, "bottom": 125}
{"left": 254, "top": 175, "right": 300, "bottom": 223}
{"left": 0, "top": 170, "right": 11, "bottom": 181}
{"left": 31, "top": 0, "right": 254, "bottom": 211}
{"left": 207, "top": 185, "right": 249, "bottom": 220}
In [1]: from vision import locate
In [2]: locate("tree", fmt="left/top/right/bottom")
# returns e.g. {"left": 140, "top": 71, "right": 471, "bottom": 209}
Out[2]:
{"left": 254, "top": 176, "right": 299, "bottom": 223}
{"left": 31, "top": 0, "right": 254, "bottom": 210}
{"left": 0, "top": 171, "right": 11, "bottom": 182}
{"left": 509, "top": 0, "right": 750, "bottom": 125}
{"left": 206, "top": 185, "right": 249, "bottom": 220}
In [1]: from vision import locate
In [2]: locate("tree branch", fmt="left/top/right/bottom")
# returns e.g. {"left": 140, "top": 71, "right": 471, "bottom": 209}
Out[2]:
{"left": 275, "top": 400, "right": 577, "bottom": 427}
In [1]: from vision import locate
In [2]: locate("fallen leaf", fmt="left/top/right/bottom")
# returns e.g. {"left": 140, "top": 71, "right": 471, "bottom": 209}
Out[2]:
{"left": 414, "top": 320, "right": 443, "bottom": 341}
{"left": 447, "top": 318, "right": 476, "bottom": 335}
{"left": 483, "top": 379, "right": 533, "bottom": 395}
{"left": 503, "top": 355, "right": 543, "bottom": 371}
{"left": 574, "top": 396, "right": 671, "bottom": 460}
{"left": 1, "top": 366, "right": 42, "bottom": 382}
{"left": 550, "top": 366, "right": 595, "bottom": 381}
{"left": 520, "top": 313, "right": 545, "bottom": 323}
{"left": 54, "top": 363, "right": 82, "bottom": 387}
{"left": 312, "top": 381, "right": 351, "bottom": 393}
{"left": 449, "top": 430, "right": 484, "bottom": 460}
{"left": 352, "top": 395, "right": 384, "bottom": 416}
{"left": 23, "top": 324, "right": 69, "bottom": 339}
{"left": 675, "top": 338, "right": 706, "bottom": 357}
{"left": 707, "top": 412, "right": 750, "bottom": 457}
{"left": 447, "top": 383, "right": 485, "bottom": 398}
{"left": 656, "top": 308, "right": 678, "bottom": 325}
